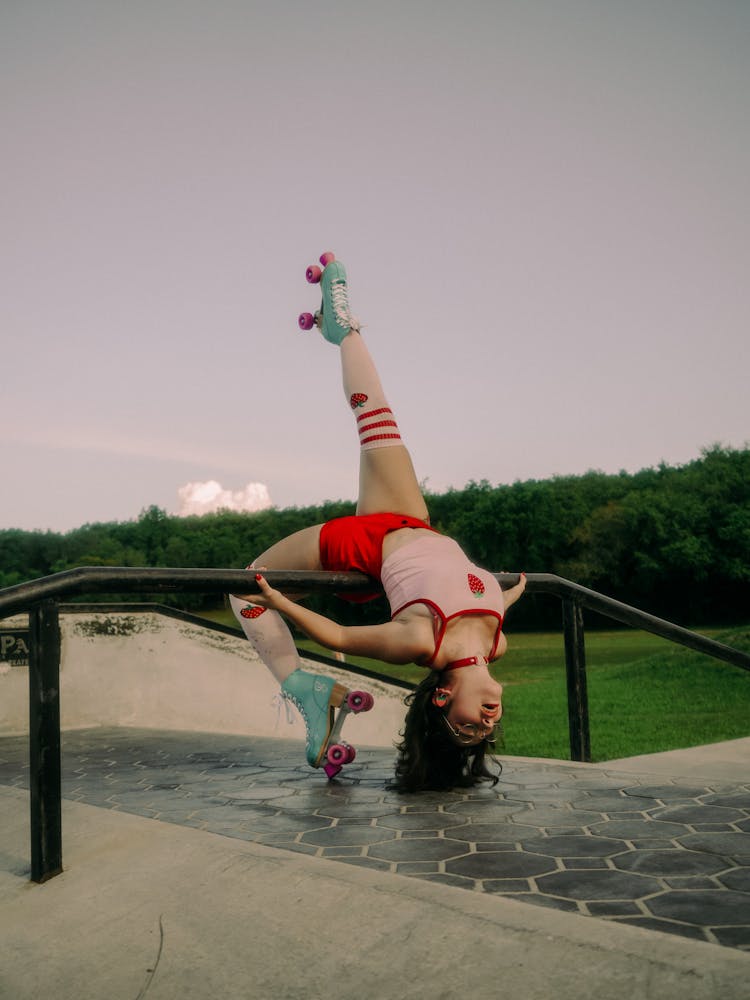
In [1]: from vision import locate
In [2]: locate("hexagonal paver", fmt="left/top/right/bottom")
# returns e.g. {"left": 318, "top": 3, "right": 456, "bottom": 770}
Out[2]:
{"left": 623, "top": 784, "right": 710, "bottom": 800}
{"left": 513, "top": 806, "right": 604, "bottom": 828}
{"left": 664, "top": 876, "right": 718, "bottom": 891}
{"left": 443, "top": 801, "right": 526, "bottom": 819}
{"left": 239, "top": 812, "right": 331, "bottom": 837}
{"left": 446, "top": 851, "right": 556, "bottom": 880}
{"left": 646, "top": 890, "right": 750, "bottom": 927}
{"left": 510, "top": 787, "right": 585, "bottom": 804}
{"left": 678, "top": 833, "right": 750, "bottom": 863}
{"left": 713, "top": 927, "right": 750, "bottom": 949}
{"left": 320, "top": 845, "right": 364, "bottom": 857}
{"left": 449, "top": 822, "right": 531, "bottom": 844}
{"left": 368, "top": 838, "right": 467, "bottom": 864}
{"left": 521, "top": 835, "right": 628, "bottom": 858}
{"left": 315, "top": 802, "right": 399, "bottom": 819}
{"left": 562, "top": 858, "right": 609, "bottom": 870}
{"left": 716, "top": 868, "right": 750, "bottom": 892}
{"left": 536, "top": 869, "right": 662, "bottom": 901}
{"left": 571, "top": 794, "right": 656, "bottom": 813}
{"left": 692, "top": 823, "right": 742, "bottom": 833}
{"left": 611, "top": 917, "right": 708, "bottom": 942}
{"left": 589, "top": 819, "right": 688, "bottom": 840}
{"left": 613, "top": 850, "right": 727, "bottom": 877}
{"left": 650, "top": 804, "right": 746, "bottom": 825}
{"left": 375, "top": 812, "right": 467, "bottom": 832}
{"left": 300, "top": 825, "right": 391, "bottom": 848}
{"left": 587, "top": 900, "right": 642, "bottom": 917}
{"left": 701, "top": 792, "right": 750, "bottom": 809}
{"left": 630, "top": 838, "right": 678, "bottom": 850}
{"left": 224, "top": 787, "right": 292, "bottom": 801}
{"left": 390, "top": 792, "right": 464, "bottom": 807}
{"left": 396, "top": 861, "right": 443, "bottom": 875}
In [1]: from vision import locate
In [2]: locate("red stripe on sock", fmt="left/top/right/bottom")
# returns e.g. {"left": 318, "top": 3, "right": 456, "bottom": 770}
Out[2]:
{"left": 358, "top": 419, "right": 398, "bottom": 435}
{"left": 361, "top": 432, "right": 402, "bottom": 445}
{"left": 356, "top": 407, "right": 392, "bottom": 423}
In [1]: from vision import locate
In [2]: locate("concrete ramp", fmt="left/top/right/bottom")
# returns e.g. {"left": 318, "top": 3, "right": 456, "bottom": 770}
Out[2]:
{"left": 0, "top": 609, "right": 408, "bottom": 748}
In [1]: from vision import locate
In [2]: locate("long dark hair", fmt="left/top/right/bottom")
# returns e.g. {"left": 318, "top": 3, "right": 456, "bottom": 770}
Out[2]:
{"left": 390, "top": 672, "right": 501, "bottom": 793}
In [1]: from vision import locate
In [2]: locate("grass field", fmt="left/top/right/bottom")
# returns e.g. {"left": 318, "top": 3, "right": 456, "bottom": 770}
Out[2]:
{"left": 200, "top": 608, "right": 750, "bottom": 762}
{"left": 495, "top": 626, "right": 750, "bottom": 761}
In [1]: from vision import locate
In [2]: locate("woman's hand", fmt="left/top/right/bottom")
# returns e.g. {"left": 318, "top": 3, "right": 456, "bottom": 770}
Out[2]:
{"left": 233, "top": 572, "right": 288, "bottom": 610}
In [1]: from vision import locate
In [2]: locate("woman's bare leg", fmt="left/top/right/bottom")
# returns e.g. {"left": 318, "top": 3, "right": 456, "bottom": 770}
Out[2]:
{"left": 340, "top": 332, "right": 429, "bottom": 521}
{"left": 252, "top": 524, "right": 324, "bottom": 572}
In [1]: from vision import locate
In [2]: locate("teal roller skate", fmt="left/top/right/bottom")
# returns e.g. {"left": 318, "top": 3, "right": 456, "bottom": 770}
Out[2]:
{"left": 280, "top": 668, "right": 374, "bottom": 778}
{"left": 298, "top": 251, "right": 360, "bottom": 345}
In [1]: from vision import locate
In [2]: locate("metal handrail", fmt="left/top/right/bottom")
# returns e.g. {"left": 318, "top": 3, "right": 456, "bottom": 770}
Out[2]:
{"left": 2, "top": 566, "right": 748, "bottom": 884}
{"left": 2, "top": 566, "right": 747, "bottom": 669}
{"left": 525, "top": 574, "right": 750, "bottom": 672}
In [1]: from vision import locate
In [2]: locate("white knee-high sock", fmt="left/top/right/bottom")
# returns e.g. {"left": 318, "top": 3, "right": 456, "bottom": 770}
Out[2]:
{"left": 229, "top": 592, "right": 301, "bottom": 685}
{"left": 341, "top": 332, "right": 402, "bottom": 452}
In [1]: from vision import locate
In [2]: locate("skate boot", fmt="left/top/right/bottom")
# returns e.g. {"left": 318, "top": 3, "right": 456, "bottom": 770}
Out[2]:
{"left": 280, "top": 667, "right": 374, "bottom": 778}
{"left": 298, "top": 251, "right": 360, "bottom": 345}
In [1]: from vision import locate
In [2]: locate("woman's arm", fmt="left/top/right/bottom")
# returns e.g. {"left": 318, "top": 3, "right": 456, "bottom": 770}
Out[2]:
{"left": 235, "top": 574, "right": 429, "bottom": 665}
{"left": 502, "top": 573, "right": 527, "bottom": 612}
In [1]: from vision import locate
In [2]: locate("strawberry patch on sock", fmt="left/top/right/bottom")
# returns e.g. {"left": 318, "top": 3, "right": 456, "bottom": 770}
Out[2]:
{"left": 350, "top": 392, "right": 368, "bottom": 409}
{"left": 241, "top": 605, "right": 266, "bottom": 619}
{"left": 468, "top": 573, "right": 485, "bottom": 599}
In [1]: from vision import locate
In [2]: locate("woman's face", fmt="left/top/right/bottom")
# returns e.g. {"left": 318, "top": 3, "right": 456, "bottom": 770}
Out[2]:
{"left": 442, "top": 673, "right": 503, "bottom": 746}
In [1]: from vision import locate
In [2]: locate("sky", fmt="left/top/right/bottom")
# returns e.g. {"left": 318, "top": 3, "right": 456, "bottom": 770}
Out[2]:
{"left": 2, "top": 0, "right": 748, "bottom": 533}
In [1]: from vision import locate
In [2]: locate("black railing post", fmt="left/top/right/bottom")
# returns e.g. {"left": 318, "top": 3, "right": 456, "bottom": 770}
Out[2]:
{"left": 28, "top": 599, "right": 63, "bottom": 882}
{"left": 562, "top": 598, "right": 591, "bottom": 763}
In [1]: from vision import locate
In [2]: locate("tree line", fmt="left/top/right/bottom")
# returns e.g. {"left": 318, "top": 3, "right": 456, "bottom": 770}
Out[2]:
{"left": 1, "top": 446, "right": 748, "bottom": 629}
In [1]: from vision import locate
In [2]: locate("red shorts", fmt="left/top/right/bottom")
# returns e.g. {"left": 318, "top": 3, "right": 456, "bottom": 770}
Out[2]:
{"left": 319, "top": 513, "right": 434, "bottom": 601}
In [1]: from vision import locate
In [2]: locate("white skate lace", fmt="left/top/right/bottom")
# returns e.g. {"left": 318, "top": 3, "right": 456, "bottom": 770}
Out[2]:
{"left": 272, "top": 692, "right": 297, "bottom": 729}
{"left": 331, "top": 281, "right": 360, "bottom": 331}
{"left": 275, "top": 691, "right": 314, "bottom": 754}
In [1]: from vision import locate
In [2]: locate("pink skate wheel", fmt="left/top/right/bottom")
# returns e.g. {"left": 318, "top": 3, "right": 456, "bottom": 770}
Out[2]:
{"left": 347, "top": 690, "right": 374, "bottom": 713}
{"left": 344, "top": 744, "right": 356, "bottom": 763}
{"left": 319, "top": 251, "right": 335, "bottom": 266}
{"left": 327, "top": 744, "right": 348, "bottom": 765}
{"left": 298, "top": 312, "right": 315, "bottom": 330}
{"left": 306, "top": 264, "right": 322, "bottom": 284}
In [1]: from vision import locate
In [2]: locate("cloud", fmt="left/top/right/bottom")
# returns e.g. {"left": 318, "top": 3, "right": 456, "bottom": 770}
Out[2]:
{"left": 176, "top": 480, "right": 272, "bottom": 517}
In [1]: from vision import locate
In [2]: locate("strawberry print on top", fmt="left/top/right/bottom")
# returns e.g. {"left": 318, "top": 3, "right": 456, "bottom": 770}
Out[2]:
{"left": 468, "top": 573, "right": 485, "bottom": 599}
{"left": 350, "top": 392, "right": 368, "bottom": 409}
{"left": 241, "top": 605, "right": 267, "bottom": 619}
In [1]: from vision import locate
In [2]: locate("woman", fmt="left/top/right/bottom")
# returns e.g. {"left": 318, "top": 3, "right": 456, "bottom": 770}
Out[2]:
{"left": 230, "top": 252, "right": 526, "bottom": 790}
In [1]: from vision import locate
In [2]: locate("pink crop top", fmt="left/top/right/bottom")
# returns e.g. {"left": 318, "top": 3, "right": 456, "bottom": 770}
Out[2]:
{"left": 380, "top": 534, "right": 505, "bottom": 666}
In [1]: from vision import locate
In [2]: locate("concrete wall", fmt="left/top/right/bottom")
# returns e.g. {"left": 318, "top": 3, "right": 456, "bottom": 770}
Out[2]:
{"left": 0, "top": 611, "right": 407, "bottom": 750}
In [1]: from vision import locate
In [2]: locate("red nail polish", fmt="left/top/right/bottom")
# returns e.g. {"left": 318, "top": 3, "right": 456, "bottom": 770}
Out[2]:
{"left": 255, "top": 573, "right": 262, "bottom": 581}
